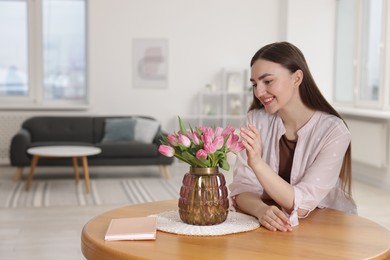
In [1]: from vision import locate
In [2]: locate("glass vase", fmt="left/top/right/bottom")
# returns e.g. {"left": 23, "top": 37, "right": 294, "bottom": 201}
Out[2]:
{"left": 178, "top": 167, "right": 229, "bottom": 226}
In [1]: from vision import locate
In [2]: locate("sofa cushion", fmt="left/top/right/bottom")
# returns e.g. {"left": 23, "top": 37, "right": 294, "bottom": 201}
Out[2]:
{"left": 93, "top": 116, "right": 160, "bottom": 143}
{"left": 95, "top": 142, "right": 158, "bottom": 158}
{"left": 134, "top": 118, "right": 160, "bottom": 143}
{"left": 101, "top": 118, "right": 136, "bottom": 143}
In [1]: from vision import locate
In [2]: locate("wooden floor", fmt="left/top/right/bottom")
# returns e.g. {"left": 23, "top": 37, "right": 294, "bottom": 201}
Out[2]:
{"left": 0, "top": 164, "right": 389, "bottom": 260}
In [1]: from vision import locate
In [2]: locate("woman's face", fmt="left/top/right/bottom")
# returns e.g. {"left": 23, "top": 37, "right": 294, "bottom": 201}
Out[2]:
{"left": 250, "top": 59, "right": 301, "bottom": 114}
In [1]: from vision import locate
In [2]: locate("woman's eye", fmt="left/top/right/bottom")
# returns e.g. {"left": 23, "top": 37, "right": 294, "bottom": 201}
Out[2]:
{"left": 251, "top": 84, "right": 257, "bottom": 88}
{"left": 264, "top": 80, "right": 272, "bottom": 85}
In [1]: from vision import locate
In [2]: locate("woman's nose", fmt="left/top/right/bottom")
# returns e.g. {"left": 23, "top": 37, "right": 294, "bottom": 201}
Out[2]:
{"left": 254, "top": 84, "right": 266, "bottom": 97}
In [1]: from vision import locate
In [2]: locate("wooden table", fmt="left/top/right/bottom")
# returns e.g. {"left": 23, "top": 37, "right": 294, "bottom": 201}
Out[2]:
{"left": 81, "top": 200, "right": 390, "bottom": 259}
{"left": 25, "top": 145, "right": 101, "bottom": 193}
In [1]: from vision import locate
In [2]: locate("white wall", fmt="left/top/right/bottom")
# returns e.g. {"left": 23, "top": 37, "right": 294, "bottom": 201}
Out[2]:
{"left": 86, "top": 0, "right": 337, "bottom": 131}
{"left": 284, "top": 0, "right": 337, "bottom": 101}
{"left": 87, "top": 0, "right": 281, "bottom": 131}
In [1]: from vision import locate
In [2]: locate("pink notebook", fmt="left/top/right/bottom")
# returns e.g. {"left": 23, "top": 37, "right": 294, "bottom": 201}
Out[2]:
{"left": 104, "top": 216, "right": 157, "bottom": 241}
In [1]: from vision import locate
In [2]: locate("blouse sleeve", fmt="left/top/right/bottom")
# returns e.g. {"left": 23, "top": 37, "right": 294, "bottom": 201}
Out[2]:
{"left": 292, "top": 123, "right": 351, "bottom": 218}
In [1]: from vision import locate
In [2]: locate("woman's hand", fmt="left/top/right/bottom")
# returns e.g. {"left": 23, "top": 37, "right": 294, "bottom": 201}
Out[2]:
{"left": 256, "top": 205, "right": 292, "bottom": 232}
{"left": 240, "top": 124, "right": 263, "bottom": 168}
{"left": 235, "top": 193, "right": 293, "bottom": 232}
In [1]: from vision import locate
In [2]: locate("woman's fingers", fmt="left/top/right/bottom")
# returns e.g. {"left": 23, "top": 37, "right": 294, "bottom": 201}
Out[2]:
{"left": 240, "top": 124, "right": 263, "bottom": 167}
{"left": 275, "top": 210, "right": 291, "bottom": 226}
{"left": 240, "top": 127, "right": 258, "bottom": 148}
{"left": 240, "top": 128, "right": 252, "bottom": 143}
{"left": 247, "top": 124, "right": 260, "bottom": 135}
{"left": 260, "top": 207, "right": 292, "bottom": 232}
{"left": 262, "top": 217, "right": 291, "bottom": 232}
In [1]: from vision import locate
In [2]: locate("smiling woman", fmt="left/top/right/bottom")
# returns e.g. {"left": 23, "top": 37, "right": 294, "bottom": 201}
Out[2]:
{"left": 230, "top": 42, "right": 357, "bottom": 232}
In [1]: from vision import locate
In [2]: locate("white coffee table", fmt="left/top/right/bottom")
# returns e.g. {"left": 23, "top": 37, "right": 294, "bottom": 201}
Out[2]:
{"left": 25, "top": 145, "right": 102, "bottom": 193}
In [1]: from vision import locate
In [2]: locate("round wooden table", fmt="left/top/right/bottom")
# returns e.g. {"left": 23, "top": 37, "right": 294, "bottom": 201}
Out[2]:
{"left": 25, "top": 145, "right": 101, "bottom": 193}
{"left": 81, "top": 200, "right": 390, "bottom": 259}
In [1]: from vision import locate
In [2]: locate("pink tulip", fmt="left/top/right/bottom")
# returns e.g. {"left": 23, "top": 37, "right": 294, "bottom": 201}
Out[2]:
{"left": 204, "top": 127, "right": 214, "bottom": 137}
{"left": 225, "top": 134, "right": 232, "bottom": 147}
{"left": 178, "top": 134, "right": 191, "bottom": 147}
{"left": 213, "top": 136, "right": 224, "bottom": 150}
{"left": 222, "top": 126, "right": 235, "bottom": 137}
{"left": 197, "top": 126, "right": 207, "bottom": 132}
{"left": 187, "top": 132, "right": 200, "bottom": 145}
{"left": 226, "top": 133, "right": 239, "bottom": 147}
{"left": 167, "top": 134, "right": 179, "bottom": 146}
{"left": 214, "top": 127, "right": 224, "bottom": 137}
{"left": 161, "top": 116, "right": 245, "bottom": 169}
{"left": 158, "top": 145, "right": 175, "bottom": 157}
{"left": 204, "top": 142, "right": 217, "bottom": 154}
{"left": 202, "top": 131, "right": 213, "bottom": 145}
{"left": 231, "top": 134, "right": 240, "bottom": 143}
{"left": 225, "top": 133, "right": 244, "bottom": 153}
{"left": 192, "top": 133, "right": 201, "bottom": 145}
{"left": 228, "top": 141, "right": 245, "bottom": 153}
{"left": 196, "top": 149, "right": 207, "bottom": 160}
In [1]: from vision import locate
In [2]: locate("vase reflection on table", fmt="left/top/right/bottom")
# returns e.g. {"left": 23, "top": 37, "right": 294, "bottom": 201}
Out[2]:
{"left": 159, "top": 116, "right": 244, "bottom": 226}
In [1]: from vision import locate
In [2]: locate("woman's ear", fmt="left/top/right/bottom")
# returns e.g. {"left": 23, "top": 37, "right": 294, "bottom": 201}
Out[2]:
{"left": 293, "top": 70, "right": 303, "bottom": 88}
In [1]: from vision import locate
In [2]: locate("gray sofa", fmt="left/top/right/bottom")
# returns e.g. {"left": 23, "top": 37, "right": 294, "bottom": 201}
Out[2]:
{"left": 9, "top": 115, "right": 174, "bottom": 179}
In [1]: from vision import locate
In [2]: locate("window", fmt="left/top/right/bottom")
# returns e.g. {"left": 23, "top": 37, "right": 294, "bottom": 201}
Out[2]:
{"left": 0, "top": 1, "right": 28, "bottom": 97}
{"left": 334, "top": 0, "right": 388, "bottom": 109}
{"left": 0, "top": 0, "right": 87, "bottom": 108}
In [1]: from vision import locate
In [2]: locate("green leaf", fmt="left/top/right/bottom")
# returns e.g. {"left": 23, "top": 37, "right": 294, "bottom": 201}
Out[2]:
{"left": 189, "top": 124, "right": 194, "bottom": 133}
{"left": 178, "top": 116, "right": 187, "bottom": 135}
{"left": 181, "top": 151, "right": 195, "bottom": 160}
{"left": 173, "top": 152, "right": 192, "bottom": 165}
{"left": 219, "top": 158, "right": 230, "bottom": 171}
{"left": 182, "top": 151, "right": 209, "bottom": 167}
{"left": 177, "top": 143, "right": 188, "bottom": 151}
{"left": 159, "top": 135, "right": 169, "bottom": 145}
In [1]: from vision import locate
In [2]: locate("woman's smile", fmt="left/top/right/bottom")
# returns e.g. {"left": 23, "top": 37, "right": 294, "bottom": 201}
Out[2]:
{"left": 261, "top": 96, "right": 275, "bottom": 106}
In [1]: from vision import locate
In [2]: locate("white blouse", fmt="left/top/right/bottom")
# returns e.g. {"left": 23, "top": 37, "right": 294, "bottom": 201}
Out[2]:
{"left": 229, "top": 109, "right": 357, "bottom": 226}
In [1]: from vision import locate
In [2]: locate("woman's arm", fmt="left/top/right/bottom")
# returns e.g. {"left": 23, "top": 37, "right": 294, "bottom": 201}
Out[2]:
{"left": 240, "top": 125, "right": 295, "bottom": 209}
{"left": 240, "top": 124, "right": 310, "bottom": 217}
{"left": 235, "top": 192, "right": 292, "bottom": 232}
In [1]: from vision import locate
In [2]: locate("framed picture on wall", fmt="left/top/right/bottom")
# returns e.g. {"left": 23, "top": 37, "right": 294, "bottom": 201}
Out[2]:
{"left": 132, "top": 38, "right": 168, "bottom": 88}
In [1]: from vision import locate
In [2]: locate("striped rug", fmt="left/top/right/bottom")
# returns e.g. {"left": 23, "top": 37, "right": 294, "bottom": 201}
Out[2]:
{"left": 0, "top": 177, "right": 182, "bottom": 208}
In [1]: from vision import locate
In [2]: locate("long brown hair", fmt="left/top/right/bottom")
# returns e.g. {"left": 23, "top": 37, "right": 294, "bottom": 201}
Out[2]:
{"left": 249, "top": 42, "right": 352, "bottom": 198}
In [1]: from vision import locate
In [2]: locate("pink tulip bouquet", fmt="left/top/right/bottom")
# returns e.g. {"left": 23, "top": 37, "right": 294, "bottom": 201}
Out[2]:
{"left": 158, "top": 117, "right": 245, "bottom": 171}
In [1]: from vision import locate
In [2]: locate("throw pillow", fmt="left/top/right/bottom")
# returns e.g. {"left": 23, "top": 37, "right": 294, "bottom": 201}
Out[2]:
{"left": 134, "top": 118, "right": 160, "bottom": 143}
{"left": 101, "top": 118, "right": 136, "bottom": 143}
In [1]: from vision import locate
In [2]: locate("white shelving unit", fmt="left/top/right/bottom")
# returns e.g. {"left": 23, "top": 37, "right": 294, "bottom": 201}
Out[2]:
{"left": 180, "top": 69, "right": 253, "bottom": 129}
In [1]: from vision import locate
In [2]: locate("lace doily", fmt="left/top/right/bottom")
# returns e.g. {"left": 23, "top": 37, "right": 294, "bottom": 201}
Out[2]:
{"left": 151, "top": 210, "right": 260, "bottom": 236}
